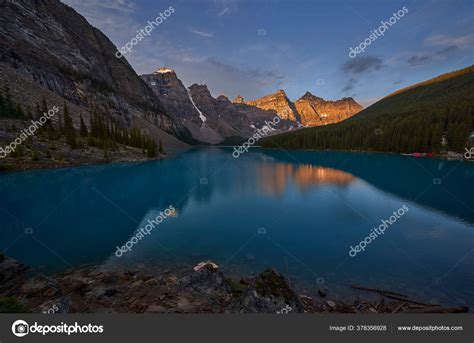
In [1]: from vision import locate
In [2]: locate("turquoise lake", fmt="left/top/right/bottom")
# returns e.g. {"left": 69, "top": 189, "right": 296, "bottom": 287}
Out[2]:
{"left": 1, "top": 148, "right": 473, "bottom": 308}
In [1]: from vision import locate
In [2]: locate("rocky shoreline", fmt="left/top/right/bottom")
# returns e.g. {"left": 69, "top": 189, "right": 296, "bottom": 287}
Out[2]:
{"left": 0, "top": 147, "right": 168, "bottom": 173}
{"left": 0, "top": 256, "right": 469, "bottom": 314}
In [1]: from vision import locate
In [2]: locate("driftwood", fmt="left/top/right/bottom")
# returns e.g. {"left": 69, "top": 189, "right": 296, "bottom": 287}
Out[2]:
{"left": 299, "top": 284, "right": 470, "bottom": 314}
{"left": 392, "top": 302, "right": 406, "bottom": 313}
{"left": 350, "top": 284, "right": 441, "bottom": 307}
{"left": 383, "top": 294, "right": 439, "bottom": 307}
{"left": 350, "top": 284, "right": 407, "bottom": 297}
{"left": 376, "top": 297, "right": 385, "bottom": 312}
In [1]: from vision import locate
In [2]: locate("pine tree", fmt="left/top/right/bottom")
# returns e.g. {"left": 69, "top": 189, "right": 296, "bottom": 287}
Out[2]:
{"left": 25, "top": 106, "right": 33, "bottom": 119}
{"left": 63, "top": 102, "right": 77, "bottom": 148}
{"left": 15, "top": 103, "right": 24, "bottom": 118}
{"left": 146, "top": 138, "right": 157, "bottom": 158}
{"left": 0, "top": 93, "right": 5, "bottom": 117}
{"left": 158, "top": 139, "right": 164, "bottom": 154}
{"left": 4, "top": 86, "right": 13, "bottom": 116}
{"left": 80, "top": 114, "right": 88, "bottom": 137}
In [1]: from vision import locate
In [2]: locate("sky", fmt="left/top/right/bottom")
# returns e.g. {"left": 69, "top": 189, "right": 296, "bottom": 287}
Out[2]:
{"left": 63, "top": 0, "right": 473, "bottom": 107}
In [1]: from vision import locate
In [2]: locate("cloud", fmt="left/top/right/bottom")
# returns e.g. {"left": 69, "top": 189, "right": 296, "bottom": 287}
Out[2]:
{"left": 189, "top": 29, "right": 214, "bottom": 38}
{"left": 341, "top": 56, "right": 384, "bottom": 74}
{"left": 218, "top": 7, "right": 230, "bottom": 16}
{"left": 167, "top": 57, "right": 286, "bottom": 98}
{"left": 207, "top": 58, "right": 283, "bottom": 80}
{"left": 342, "top": 78, "right": 358, "bottom": 92}
{"left": 425, "top": 33, "right": 474, "bottom": 49}
{"left": 340, "top": 57, "right": 384, "bottom": 100}
{"left": 213, "top": 0, "right": 237, "bottom": 16}
{"left": 62, "top": 0, "right": 139, "bottom": 45}
{"left": 407, "top": 45, "right": 459, "bottom": 66}
{"left": 407, "top": 55, "right": 431, "bottom": 66}
{"left": 64, "top": 0, "right": 135, "bottom": 14}
{"left": 408, "top": 32, "right": 474, "bottom": 67}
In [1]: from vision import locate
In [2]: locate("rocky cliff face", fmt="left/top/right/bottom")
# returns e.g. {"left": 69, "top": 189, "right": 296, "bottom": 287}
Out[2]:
{"left": 141, "top": 68, "right": 249, "bottom": 144}
{"left": 0, "top": 0, "right": 188, "bottom": 150}
{"left": 236, "top": 90, "right": 301, "bottom": 123}
{"left": 186, "top": 84, "right": 296, "bottom": 142}
{"left": 235, "top": 90, "right": 362, "bottom": 128}
{"left": 142, "top": 68, "right": 294, "bottom": 144}
{"left": 187, "top": 83, "right": 251, "bottom": 143}
{"left": 141, "top": 68, "right": 202, "bottom": 125}
{"left": 295, "top": 92, "right": 363, "bottom": 126}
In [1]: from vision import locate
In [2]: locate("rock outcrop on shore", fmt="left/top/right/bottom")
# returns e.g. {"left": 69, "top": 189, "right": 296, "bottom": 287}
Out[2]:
{"left": 0, "top": 256, "right": 304, "bottom": 314}
{"left": 0, "top": 256, "right": 468, "bottom": 314}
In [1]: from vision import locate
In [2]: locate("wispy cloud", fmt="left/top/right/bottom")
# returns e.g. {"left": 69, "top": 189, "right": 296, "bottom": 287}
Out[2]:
{"left": 407, "top": 54, "right": 432, "bottom": 66}
{"left": 425, "top": 33, "right": 474, "bottom": 49}
{"left": 342, "top": 78, "right": 358, "bottom": 92}
{"left": 342, "top": 56, "right": 385, "bottom": 74}
{"left": 407, "top": 33, "right": 474, "bottom": 66}
{"left": 189, "top": 29, "right": 214, "bottom": 38}
{"left": 218, "top": 7, "right": 230, "bottom": 16}
{"left": 64, "top": 0, "right": 136, "bottom": 14}
{"left": 62, "top": 0, "right": 138, "bottom": 41}
{"left": 407, "top": 45, "right": 460, "bottom": 66}
{"left": 213, "top": 0, "right": 237, "bottom": 16}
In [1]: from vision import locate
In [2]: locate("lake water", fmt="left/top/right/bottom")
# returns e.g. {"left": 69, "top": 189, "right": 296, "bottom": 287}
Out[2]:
{"left": 1, "top": 148, "right": 473, "bottom": 308}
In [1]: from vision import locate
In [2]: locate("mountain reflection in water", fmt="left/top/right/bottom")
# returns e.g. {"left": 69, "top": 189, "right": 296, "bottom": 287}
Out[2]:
{"left": 257, "top": 162, "right": 355, "bottom": 196}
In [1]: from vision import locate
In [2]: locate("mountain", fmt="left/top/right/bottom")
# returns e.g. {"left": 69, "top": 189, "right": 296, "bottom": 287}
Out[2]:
{"left": 234, "top": 90, "right": 362, "bottom": 127}
{"left": 140, "top": 68, "right": 207, "bottom": 143}
{"left": 261, "top": 66, "right": 474, "bottom": 154}
{"left": 141, "top": 68, "right": 202, "bottom": 124}
{"left": 235, "top": 90, "right": 301, "bottom": 123}
{"left": 0, "top": 0, "right": 188, "bottom": 156}
{"left": 295, "top": 92, "right": 362, "bottom": 126}
{"left": 141, "top": 68, "right": 296, "bottom": 144}
{"left": 141, "top": 68, "right": 251, "bottom": 144}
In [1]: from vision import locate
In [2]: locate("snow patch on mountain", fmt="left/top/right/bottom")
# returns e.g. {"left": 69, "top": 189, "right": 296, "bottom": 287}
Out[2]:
{"left": 187, "top": 88, "right": 207, "bottom": 123}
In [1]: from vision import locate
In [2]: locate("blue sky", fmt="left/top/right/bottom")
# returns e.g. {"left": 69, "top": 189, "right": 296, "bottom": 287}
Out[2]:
{"left": 63, "top": 0, "right": 473, "bottom": 107}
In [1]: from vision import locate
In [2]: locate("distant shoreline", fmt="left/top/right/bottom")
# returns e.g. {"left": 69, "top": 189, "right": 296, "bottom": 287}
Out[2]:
{"left": 0, "top": 147, "right": 470, "bottom": 174}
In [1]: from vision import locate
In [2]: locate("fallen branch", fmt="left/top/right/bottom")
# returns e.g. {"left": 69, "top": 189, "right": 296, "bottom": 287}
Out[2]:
{"left": 350, "top": 284, "right": 407, "bottom": 297}
{"left": 383, "top": 294, "right": 439, "bottom": 307}
{"left": 392, "top": 302, "right": 406, "bottom": 313}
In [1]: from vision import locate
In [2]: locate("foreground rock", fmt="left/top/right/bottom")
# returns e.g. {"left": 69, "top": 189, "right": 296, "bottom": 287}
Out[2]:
{"left": 0, "top": 256, "right": 469, "bottom": 314}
